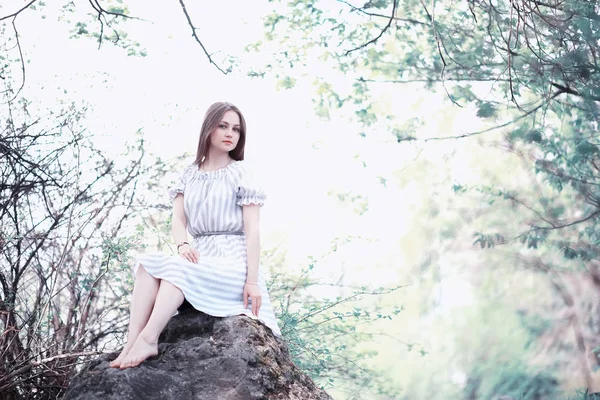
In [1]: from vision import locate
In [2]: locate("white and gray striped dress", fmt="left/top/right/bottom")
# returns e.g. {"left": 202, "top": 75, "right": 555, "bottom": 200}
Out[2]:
{"left": 134, "top": 160, "right": 281, "bottom": 337}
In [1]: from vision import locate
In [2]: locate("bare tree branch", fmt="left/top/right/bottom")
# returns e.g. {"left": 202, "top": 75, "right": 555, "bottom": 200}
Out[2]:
{"left": 90, "top": 0, "right": 137, "bottom": 20}
{"left": 337, "top": 0, "right": 427, "bottom": 26}
{"left": 3, "top": 19, "right": 26, "bottom": 105}
{"left": 360, "top": 77, "right": 512, "bottom": 83}
{"left": 178, "top": 0, "right": 230, "bottom": 74}
{"left": 345, "top": 0, "right": 398, "bottom": 55}
{"left": 550, "top": 81, "right": 600, "bottom": 102}
{"left": 399, "top": 93, "right": 554, "bottom": 142}
{"left": 0, "top": 0, "right": 38, "bottom": 22}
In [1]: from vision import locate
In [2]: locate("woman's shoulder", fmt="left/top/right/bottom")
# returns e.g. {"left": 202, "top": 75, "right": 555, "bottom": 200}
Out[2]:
{"left": 229, "top": 159, "right": 247, "bottom": 168}
{"left": 230, "top": 159, "right": 265, "bottom": 178}
{"left": 228, "top": 159, "right": 250, "bottom": 177}
{"left": 180, "top": 162, "right": 199, "bottom": 179}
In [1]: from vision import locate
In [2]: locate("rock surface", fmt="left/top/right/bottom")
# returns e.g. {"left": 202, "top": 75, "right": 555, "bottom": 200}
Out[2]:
{"left": 63, "top": 308, "right": 332, "bottom": 400}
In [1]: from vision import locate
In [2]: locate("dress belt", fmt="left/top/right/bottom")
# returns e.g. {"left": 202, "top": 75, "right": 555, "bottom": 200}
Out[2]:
{"left": 193, "top": 231, "right": 244, "bottom": 238}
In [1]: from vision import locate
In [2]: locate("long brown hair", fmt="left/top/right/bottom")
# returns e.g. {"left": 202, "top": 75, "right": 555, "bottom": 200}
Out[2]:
{"left": 193, "top": 102, "right": 246, "bottom": 166}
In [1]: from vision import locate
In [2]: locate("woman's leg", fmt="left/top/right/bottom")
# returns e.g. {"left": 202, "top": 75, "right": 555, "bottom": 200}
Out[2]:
{"left": 109, "top": 264, "right": 160, "bottom": 368}
{"left": 119, "top": 279, "right": 184, "bottom": 369}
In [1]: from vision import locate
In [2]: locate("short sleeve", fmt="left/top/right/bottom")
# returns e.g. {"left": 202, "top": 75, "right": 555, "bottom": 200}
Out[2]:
{"left": 236, "top": 163, "right": 267, "bottom": 207}
{"left": 167, "top": 165, "right": 194, "bottom": 201}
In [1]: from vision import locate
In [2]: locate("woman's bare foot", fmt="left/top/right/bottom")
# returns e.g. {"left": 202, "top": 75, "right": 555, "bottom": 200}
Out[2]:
{"left": 109, "top": 341, "right": 135, "bottom": 368}
{"left": 119, "top": 335, "right": 158, "bottom": 369}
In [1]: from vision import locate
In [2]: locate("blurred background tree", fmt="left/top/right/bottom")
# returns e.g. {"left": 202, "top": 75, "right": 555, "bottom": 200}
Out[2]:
{"left": 250, "top": 0, "right": 600, "bottom": 397}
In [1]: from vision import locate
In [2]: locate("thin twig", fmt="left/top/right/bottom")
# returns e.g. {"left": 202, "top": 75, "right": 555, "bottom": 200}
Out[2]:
{"left": 178, "top": 0, "right": 229, "bottom": 74}
{"left": 0, "top": 0, "right": 38, "bottom": 22}
{"left": 33, "top": 350, "right": 106, "bottom": 366}
{"left": 337, "top": 0, "right": 427, "bottom": 25}
{"left": 3, "top": 18, "right": 26, "bottom": 104}
{"left": 401, "top": 89, "right": 565, "bottom": 142}
{"left": 345, "top": 0, "right": 398, "bottom": 55}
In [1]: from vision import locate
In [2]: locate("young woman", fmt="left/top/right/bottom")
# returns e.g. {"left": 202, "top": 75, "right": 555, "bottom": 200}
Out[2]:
{"left": 110, "top": 102, "right": 281, "bottom": 369}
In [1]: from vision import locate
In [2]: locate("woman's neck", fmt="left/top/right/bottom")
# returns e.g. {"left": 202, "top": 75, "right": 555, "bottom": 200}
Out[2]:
{"left": 202, "top": 150, "right": 233, "bottom": 171}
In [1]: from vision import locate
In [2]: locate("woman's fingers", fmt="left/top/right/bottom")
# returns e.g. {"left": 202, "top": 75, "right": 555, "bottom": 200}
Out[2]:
{"left": 179, "top": 248, "right": 199, "bottom": 263}
{"left": 252, "top": 295, "right": 262, "bottom": 317}
{"left": 177, "top": 244, "right": 199, "bottom": 263}
{"left": 242, "top": 285, "right": 261, "bottom": 316}
{"left": 180, "top": 251, "right": 189, "bottom": 262}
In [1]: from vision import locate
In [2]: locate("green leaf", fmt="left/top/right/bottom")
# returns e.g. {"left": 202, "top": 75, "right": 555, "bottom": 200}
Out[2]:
{"left": 277, "top": 76, "right": 297, "bottom": 90}
{"left": 563, "top": 247, "right": 578, "bottom": 259}
{"left": 525, "top": 130, "right": 542, "bottom": 143}
{"left": 576, "top": 141, "right": 598, "bottom": 156}
{"left": 476, "top": 102, "right": 496, "bottom": 118}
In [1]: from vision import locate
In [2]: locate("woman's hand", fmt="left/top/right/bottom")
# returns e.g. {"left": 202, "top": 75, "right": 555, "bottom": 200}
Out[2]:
{"left": 178, "top": 243, "right": 199, "bottom": 263}
{"left": 243, "top": 283, "right": 262, "bottom": 317}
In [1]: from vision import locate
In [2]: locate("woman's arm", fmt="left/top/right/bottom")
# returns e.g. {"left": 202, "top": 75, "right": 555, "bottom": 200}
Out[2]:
{"left": 172, "top": 194, "right": 188, "bottom": 243}
{"left": 242, "top": 204, "right": 261, "bottom": 284}
{"left": 242, "top": 204, "right": 262, "bottom": 316}
{"left": 172, "top": 194, "right": 198, "bottom": 263}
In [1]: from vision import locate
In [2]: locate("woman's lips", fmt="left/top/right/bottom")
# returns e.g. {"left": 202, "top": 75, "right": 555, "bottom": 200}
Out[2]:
{"left": 223, "top": 141, "right": 233, "bottom": 145}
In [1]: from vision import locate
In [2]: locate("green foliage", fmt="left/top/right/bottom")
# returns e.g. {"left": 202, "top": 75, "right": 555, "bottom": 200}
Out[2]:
{"left": 463, "top": 364, "right": 559, "bottom": 399}
{"left": 476, "top": 102, "right": 497, "bottom": 119}
{"left": 58, "top": 0, "right": 147, "bottom": 57}
{"left": 525, "top": 129, "right": 542, "bottom": 144}
{"left": 328, "top": 190, "right": 369, "bottom": 215}
{"left": 562, "top": 388, "right": 600, "bottom": 400}
{"left": 472, "top": 232, "right": 505, "bottom": 248}
{"left": 277, "top": 76, "right": 297, "bottom": 90}
{"left": 266, "top": 250, "right": 407, "bottom": 397}
{"left": 256, "top": 0, "right": 600, "bottom": 396}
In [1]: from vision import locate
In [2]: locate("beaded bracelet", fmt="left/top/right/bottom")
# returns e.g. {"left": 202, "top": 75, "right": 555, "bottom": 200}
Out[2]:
{"left": 177, "top": 241, "right": 189, "bottom": 252}
{"left": 245, "top": 282, "right": 258, "bottom": 286}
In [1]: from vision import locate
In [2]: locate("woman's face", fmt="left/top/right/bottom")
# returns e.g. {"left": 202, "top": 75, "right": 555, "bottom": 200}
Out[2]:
{"left": 209, "top": 110, "right": 241, "bottom": 153}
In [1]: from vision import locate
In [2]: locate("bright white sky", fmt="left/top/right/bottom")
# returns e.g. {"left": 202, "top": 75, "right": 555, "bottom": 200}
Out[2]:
{"left": 2, "top": 0, "right": 491, "bottom": 306}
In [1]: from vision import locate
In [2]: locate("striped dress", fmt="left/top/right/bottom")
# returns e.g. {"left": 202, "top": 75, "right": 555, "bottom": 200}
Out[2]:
{"left": 134, "top": 160, "right": 281, "bottom": 337}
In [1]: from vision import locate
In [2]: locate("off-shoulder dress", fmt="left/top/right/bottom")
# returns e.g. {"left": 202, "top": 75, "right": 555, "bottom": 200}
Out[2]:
{"left": 134, "top": 160, "right": 281, "bottom": 337}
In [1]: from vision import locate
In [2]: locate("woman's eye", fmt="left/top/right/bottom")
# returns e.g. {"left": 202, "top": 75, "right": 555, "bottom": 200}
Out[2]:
{"left": 233, "top": 128, "right": 240, "bottom": 132}
{"left": 219, "top": 125, "right": 226, "bottom": 129}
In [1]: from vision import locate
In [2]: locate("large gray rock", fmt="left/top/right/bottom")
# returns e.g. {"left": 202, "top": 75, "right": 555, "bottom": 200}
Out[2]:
{"left": 63, "top": 308, "right": 332, "bottom": 400}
